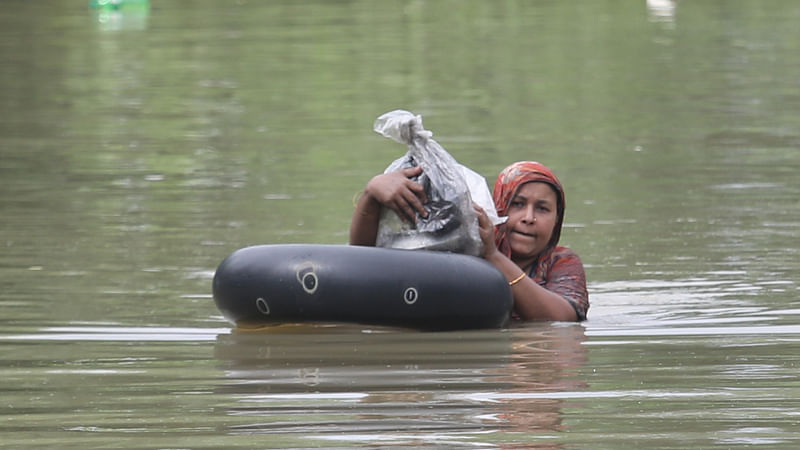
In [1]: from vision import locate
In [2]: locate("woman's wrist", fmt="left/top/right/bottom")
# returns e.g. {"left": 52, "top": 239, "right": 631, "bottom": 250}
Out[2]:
{"left": 482, "top": 245, "right": 503, "bottom": 264}
{"left": 356, "top": 188, "right": 382, "bottom": 216}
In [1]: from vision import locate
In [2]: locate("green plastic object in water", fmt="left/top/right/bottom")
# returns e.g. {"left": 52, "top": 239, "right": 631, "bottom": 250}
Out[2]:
{"left": 89, "top": 0, "right": 149, "bottom": 10}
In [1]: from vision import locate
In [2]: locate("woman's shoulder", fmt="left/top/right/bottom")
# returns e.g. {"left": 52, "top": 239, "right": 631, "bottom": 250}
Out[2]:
{"left": 539, "top": 245, "right": 586, "bottom": 280}
{"left": 549, "top": 245, "right": 584, "bottom": 264}
{"left": 533, "top": 245, "right": 585, "bottom": 281}
{"left": 542, "top": 245, "right": 589, "bottom": 321}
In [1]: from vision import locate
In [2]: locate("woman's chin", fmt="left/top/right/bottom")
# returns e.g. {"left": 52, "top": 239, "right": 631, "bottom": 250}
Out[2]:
{"left": 509, "top": 240, "right": 545, "bottom": 260}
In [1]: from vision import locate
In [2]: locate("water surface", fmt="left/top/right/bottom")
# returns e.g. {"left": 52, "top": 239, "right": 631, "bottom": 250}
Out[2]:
{"left": 2, "top": 0, "right": 799, "bottom": 448}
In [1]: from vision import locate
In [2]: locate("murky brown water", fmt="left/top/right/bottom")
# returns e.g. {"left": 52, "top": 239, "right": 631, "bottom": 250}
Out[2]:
{"left": 2, "top": 0, "right": 799, "bottom": 447}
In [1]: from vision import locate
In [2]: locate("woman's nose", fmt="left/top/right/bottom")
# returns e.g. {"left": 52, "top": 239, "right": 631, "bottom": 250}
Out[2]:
{"left": 522, "top": 205, "right": 536, "bottom": 223}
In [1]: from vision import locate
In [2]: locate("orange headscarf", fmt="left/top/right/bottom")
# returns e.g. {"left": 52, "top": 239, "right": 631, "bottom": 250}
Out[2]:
{"left": 492, "top": 161, "right": 566, "bottom": 258}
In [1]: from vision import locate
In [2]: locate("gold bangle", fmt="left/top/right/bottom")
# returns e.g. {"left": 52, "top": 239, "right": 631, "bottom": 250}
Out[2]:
{"left": 508, "top": 272, "right": 526, "bottom": 286}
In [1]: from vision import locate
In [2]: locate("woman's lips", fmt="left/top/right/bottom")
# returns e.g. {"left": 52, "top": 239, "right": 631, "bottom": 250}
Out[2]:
{"left": 512, "top": 229, "right": 536, "bottom": 239}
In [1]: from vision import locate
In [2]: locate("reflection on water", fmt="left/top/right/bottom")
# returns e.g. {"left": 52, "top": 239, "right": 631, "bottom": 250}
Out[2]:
{"left": 2, "top": 319, "right": 799, "bottom": 447}
{"left": 0, "top": 324, "right": 590, "bottom": 448}
{"left": 646, "top": 0, "right": 677, "bottom": 24}
{"left": 91, "top": 4, "right": 150, "bottom": 32}
{"left": 214, "top": 324, "right": 587, "bottom": 447}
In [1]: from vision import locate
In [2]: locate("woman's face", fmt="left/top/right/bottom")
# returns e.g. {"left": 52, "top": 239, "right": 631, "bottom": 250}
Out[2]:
{"left": 504, "top": 181, "right": 558, "bottom": 266}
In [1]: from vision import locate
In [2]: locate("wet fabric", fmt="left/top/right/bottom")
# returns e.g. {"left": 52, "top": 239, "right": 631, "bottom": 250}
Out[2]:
{"left": 492, "top": 161, "right": 589, "bottom": 320}
{"left": 529, "top": 246, "right": 589, "bottom": 321}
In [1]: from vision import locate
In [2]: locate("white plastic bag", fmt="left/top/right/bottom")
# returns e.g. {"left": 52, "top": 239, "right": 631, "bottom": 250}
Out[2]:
{"left": 373, "top": 110, "right": 504, "bottom": 256}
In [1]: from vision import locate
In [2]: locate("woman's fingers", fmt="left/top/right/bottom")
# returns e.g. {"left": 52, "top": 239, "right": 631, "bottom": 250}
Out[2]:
{"left": 401, "top": 166, "right": 428, "bottom": 207}
{"left": 402, "top": 166, "right": 424, "bottom": 178}
{"left": 365, "top": 167, "right": 429, "bottom": 223}
{"left": 474, "top": 204, "right": 488, "bottom": 225}
{"left": 392, "top": 197, "right": 417, "bottom": 224}
{"left": 473, "top": 204, "right": 496, "bottom": 255}
{"left": 403, "top": 182, "right": 428, "bottom": 217}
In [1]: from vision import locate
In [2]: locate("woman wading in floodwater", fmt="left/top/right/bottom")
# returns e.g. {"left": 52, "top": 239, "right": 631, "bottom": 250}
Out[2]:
{"left": 350, "top": 161, "right": 588, "bottom": 322}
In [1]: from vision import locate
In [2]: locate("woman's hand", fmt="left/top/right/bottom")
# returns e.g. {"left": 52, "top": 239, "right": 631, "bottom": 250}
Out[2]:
{"left": 474, "top": 203, "right": 578, "bottom": 321}
{"left": 365, "top": 166, "right": 428, "bottom": 223}
{"left": 474, "top": 204, "right": 498, "bottom": 258}
{"left": 350, "top": 166, "right": 427, "bottom": 246}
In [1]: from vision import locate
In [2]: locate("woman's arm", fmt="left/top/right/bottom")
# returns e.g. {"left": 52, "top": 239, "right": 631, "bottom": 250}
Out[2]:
{"left": 475, "top": 206, "right": 578, "bottom": 322}
{"left": 349, "top": 166, "right": 428, "bottom": 246}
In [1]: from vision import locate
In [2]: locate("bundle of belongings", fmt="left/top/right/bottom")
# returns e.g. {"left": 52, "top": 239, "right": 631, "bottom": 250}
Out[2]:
{"left": 373, "top": 110, "right": 504, "bottom": 256}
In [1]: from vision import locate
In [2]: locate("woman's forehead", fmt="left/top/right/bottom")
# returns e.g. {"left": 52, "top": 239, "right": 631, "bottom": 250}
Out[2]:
{"left": 514, "top": 181, "right": 558, "bottom": 201}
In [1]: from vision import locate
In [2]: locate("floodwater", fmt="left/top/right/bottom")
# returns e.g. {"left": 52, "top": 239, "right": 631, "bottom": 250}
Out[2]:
{"left": 2, "top": 0, "right": 799, "bottom": 448}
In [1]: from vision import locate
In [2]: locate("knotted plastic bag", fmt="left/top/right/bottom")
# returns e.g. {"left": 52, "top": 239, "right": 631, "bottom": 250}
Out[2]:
{"left": 373, "top": 110, "right": 504, "bottom": 256}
